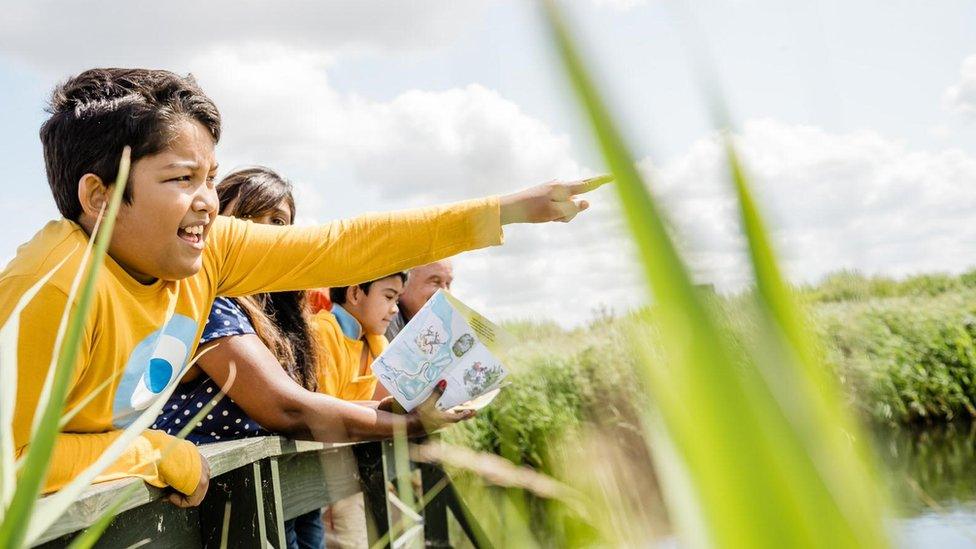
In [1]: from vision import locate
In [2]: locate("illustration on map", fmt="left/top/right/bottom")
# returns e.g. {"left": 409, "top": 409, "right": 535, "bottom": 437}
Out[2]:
{"left": 415, "top": 325, "right": 446, "bottom": 356}
{"left": 452, "top": 333, "right": 474, "bottom": 357}
{"left": 462, "top": 361, "right": 505, "bottom": 396}
{"left": 371, "top": 291, "right": 512, "bottom": 411}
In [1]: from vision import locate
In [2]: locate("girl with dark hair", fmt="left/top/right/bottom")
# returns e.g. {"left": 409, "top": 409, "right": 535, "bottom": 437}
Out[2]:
{"left": 154, "top": 167, "right": 472, "bottom": 549}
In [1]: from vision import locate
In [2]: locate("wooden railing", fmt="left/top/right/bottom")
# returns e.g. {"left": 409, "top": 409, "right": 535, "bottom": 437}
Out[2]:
{"left": 33, "top": 437, "right": 489, "bottom": 548}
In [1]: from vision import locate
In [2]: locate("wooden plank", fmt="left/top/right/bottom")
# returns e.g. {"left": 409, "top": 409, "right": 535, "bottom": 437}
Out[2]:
{"left": 36, "top": 500, "right": 203, "bottom": 548}
{"left": 33, "top": 478, "right": 160, "bottom": 545}
{"left": 200, "top": 437, "right": 280, "bottom": 477}
{"left": 33, "top": 436, "right": 348, "bottom": 545}
{"left": 278, "top": 446, "right": 361, "bottom": 520}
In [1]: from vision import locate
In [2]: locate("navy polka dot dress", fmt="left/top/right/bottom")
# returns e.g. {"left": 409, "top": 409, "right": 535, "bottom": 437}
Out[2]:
{"left": 154, "top": 297, "right": 269, "bottom": 445}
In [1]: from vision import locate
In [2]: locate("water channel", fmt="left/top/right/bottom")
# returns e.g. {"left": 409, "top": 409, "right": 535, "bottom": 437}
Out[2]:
{"left": 878, "top": 423, "right": 976, "bottom": 548}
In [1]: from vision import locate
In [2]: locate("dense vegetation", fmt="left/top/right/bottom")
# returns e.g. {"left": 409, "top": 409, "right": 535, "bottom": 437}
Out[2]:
{"left": 439, "top": 270, "right": 976, "bottom": 544}
{"left": 447, "top": 269, "right": 976, "bottom": 464}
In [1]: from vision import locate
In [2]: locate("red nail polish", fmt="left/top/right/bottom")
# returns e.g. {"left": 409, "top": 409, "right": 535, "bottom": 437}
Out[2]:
{"left": 436, "top": 380, "right": 447, "bottom": 391}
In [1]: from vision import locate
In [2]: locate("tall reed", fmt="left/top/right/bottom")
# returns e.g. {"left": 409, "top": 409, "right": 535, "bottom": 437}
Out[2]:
{"left": 539, "top": 2, "right": 890, "bottom": 547}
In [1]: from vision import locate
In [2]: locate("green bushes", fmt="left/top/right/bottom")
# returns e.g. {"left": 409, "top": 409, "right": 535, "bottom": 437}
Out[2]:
{"left": 448, "top": 272, "right": 976, "bottom": 466}
{"left": 443, "top": 319, "right": 663, "bottom": 546}
{"left": 445, "top": 319, "right": 646, "bottom": 469}
{"left": 804, "top": 270, "right": 976, "bottom": 303}
{"left": 816, "top": 290, "right": 976, "bottom": 424}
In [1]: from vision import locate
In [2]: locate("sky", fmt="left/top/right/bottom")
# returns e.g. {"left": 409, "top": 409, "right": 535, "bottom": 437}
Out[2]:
{"left": 1, "top": 0, "right": 975, "bottom": 326}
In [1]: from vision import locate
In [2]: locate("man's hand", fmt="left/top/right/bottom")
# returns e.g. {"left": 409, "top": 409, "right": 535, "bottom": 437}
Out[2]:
{"left": 167, "top": 454, "right": 210, "bottom": 508}
{"left": 499, "top": 175, "right": 613, "bottom": 225}
{"left": 407, "top": 380, "right": 475, "bottom": 436}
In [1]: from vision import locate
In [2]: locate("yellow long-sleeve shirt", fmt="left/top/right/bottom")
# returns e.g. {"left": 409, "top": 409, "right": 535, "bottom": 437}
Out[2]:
{"left": 313, "top": 304, "right": 387, "bottom": 401}
{"left": 1, "top": 197, "right": 501, "bottom": 495}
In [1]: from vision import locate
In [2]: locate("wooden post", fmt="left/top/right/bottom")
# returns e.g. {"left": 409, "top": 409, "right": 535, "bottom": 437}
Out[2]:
{"left": 419, "top": 462, "right": 451, "bottom": 548}
{"left": 419, "top": 462, "right": 493, "bottom": 549}
{"left": 260, "top": 457, "right": 287, "bottom": 548}
{"left": 354, "top": 441, "right": 393, "bottom": 547}
{"left": 199, "top": 458, "right": 284, "bottom": 548}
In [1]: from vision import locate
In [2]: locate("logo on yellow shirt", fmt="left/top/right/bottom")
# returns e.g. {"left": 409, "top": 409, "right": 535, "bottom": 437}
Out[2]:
{"left": 112, "top": 314, "right": 199, "bottom": 428}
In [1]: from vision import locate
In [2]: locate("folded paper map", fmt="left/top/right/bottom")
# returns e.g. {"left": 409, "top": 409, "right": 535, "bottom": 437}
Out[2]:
{"left": 372, "top": 290, "right": 513, "bottom": 412}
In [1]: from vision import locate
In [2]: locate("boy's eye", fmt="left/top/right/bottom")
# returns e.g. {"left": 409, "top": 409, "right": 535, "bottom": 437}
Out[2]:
{"left": 272, "top": 218, "right": 287, "bottom": 226}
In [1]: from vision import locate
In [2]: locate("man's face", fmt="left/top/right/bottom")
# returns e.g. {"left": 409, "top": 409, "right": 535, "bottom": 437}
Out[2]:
{"left": 399, "top": 260, "right": 453, "bottom": 319}
{"left": 109, "top": 119, "right": 219, "bottom": 283}
{"left": 347, "top": 276, "right": 405, "bottom": 336}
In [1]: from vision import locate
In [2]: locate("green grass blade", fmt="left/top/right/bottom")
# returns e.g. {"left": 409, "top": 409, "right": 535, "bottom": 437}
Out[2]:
{"left": 540, "top": 3, "right": 889, "bottom": 547}
{"left": 30, "top": 205, "right": 106, "bottom": 438}
{"left": 0, "top": 247, "right": 80, "bottom": 516}
{"left": 0, "top": 148, "right": 130, "bottom": 549}
{"left": 723, "top": 139, "right": 888, "bottom": 545}
{"left": 57, "top": 373, "right": 121, "bottom": 430}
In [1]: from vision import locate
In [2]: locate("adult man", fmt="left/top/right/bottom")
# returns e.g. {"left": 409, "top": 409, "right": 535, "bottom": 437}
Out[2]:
{"left": 385, "top": 259, "right": 454, "bottom": 340}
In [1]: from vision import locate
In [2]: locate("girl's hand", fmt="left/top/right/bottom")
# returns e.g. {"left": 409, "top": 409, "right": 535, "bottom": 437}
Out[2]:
{"left": 408, "top": 380, "right": 475, "bottom": 435}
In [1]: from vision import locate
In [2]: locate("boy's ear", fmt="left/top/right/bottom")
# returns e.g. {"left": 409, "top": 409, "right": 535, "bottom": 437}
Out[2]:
{"left": 347, "top": 285, "right": 362, "bottom": 306}
{"left": 77, "top": 173, "right": 111, "bottom": 218}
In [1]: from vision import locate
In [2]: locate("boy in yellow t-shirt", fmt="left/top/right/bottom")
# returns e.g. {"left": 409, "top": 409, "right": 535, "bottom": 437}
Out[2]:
{"left": 314, "top": 272, "right": 407, "bottom": 402}
{"left": 313, "top": 272, "right": 405, "bottom": 548}
{"left": 1, "top": 67, "right": 605, "bottom": 508}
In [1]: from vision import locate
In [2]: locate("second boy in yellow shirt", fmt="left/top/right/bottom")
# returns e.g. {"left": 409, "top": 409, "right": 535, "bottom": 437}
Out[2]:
{"left": 314, "top": 273, "right": 406, "bottom": 401}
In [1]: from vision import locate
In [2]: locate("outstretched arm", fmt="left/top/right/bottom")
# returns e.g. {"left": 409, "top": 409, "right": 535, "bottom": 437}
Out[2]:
{"left": 195, "top": 333, "right": 470, "bottom": 442}
{"left": 213, "top": 176, "right": 611, "bottom": 297}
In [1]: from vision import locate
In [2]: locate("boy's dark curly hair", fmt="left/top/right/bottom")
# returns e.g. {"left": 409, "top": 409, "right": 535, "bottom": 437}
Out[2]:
{"left": 40, "top": 68, "right": 221, "bottom": 220}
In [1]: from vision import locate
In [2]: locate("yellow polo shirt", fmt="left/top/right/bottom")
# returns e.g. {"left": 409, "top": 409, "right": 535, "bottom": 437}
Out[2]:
{"left": 313, "top": 305, "right": 387, "bottom": 401}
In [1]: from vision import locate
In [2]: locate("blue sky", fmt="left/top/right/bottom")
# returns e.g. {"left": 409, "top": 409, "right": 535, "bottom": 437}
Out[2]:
{"left": 2, "top": 1, "right": 975, "bottom": 324}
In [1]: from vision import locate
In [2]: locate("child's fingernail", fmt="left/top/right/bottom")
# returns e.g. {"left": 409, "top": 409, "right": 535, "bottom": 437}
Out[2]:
{"left": 436, "top": 380, "right": 447, "bottom": 391}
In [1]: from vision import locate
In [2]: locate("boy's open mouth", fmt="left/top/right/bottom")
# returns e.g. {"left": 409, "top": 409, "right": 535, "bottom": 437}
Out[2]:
{"left": 177, "top": 223, "right": 207, "bottom": 250}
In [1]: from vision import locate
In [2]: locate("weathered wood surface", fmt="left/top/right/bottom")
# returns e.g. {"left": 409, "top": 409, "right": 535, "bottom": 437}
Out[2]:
{"left": 33, "top": 436, "right": 488, "bottom": 548}
{"left": 277, "top": 446, "right": 361, "bottom": 520}
{"left": 33, "top": 437, "right": 352, "bottom": 547}
{"left": 199, "top": 460, "right": 284, "bottom": 548}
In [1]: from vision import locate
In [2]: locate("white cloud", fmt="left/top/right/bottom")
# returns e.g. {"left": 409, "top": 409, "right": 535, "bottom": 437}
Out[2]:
{"left": 0, "top": 1, "right": 488, "bottom": 72}
{"left": 9, "top": 23, "right": 975, "bottom": 327}
{"left": 645, "top": 119, "right": 976, "bottom": 291}
{"left": 944, "top": 54, "right": 976, "bottom": 117}
{"left": 133, "top": 45, "right": 976, "bottom": 325}
{"left": 589, "top": 0, "right": 648, "bottom": 11}
{"left": 184, "top": 46, "right": 645, "bottom": 326}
